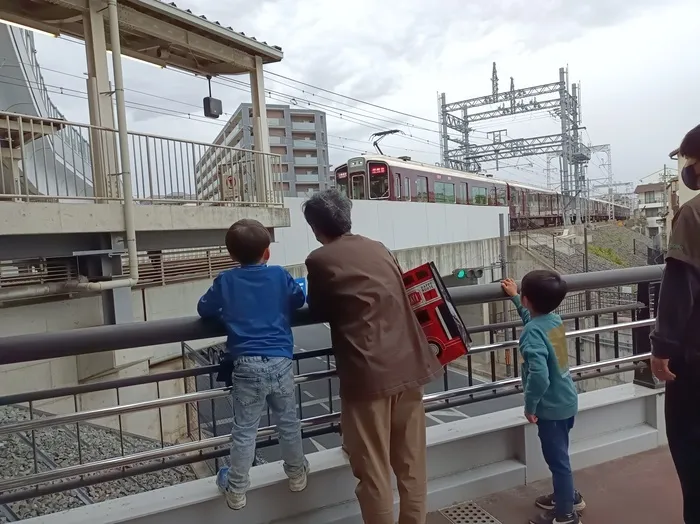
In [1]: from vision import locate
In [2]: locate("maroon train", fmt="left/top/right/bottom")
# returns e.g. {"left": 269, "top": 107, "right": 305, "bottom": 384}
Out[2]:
{"left": 334, "top": 154, "right": 629, "bottom": 230}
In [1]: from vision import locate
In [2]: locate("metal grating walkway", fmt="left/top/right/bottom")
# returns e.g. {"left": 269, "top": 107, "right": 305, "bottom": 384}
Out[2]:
{"left": 440, "top": 502, "right": 502, "bottom": 524}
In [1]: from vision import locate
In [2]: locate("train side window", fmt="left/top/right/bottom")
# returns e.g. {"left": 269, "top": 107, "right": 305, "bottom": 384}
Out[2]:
{"left": 458, "top": 182, "right": 467, "bottom": 204}
{"left": 416, "top": 176, "right": 428, "bottom": 202}
{"left": 404, "top": 176, "right": 411, "bottom": 201}
{"left": 496, "top": 186, "right": 507, "bottom": 206}
{"left": 394, "top": 174, "right": 401, "bottom": 200}
{"left": 434, "top": 181, "right": 455, "bottom": 204}
{"left": 471, "top": 186, "right": 488, "bottom": 205}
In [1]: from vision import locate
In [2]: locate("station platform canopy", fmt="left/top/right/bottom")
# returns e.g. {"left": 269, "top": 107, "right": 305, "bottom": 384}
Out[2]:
{"left": 0, "top": 0, "right": 284, "bottom": 75}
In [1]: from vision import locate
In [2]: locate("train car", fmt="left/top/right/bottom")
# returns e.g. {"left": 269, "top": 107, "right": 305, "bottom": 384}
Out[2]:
{"left": 333, "top": 154, "right": 630, "bottom": 230}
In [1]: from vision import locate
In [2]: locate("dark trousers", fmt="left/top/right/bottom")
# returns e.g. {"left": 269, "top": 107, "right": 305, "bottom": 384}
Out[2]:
{"left": 537, "top": 417, "right": 576, "bottom": 516}
{"left": 666, "top": 378, "right": 700, "bottom": 524}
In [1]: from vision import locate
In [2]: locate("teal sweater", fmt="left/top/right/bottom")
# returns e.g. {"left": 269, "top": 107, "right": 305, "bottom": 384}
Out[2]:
{"left": 512, "top": 296, "right": 578, "bottom": 421}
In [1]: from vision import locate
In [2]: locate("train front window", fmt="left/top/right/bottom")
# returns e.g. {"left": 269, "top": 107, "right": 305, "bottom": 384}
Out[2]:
{"left": 368, "top": 163, "right": 389, "bottom": 199}
{"left": 351, "top": 175, "right": 365, "bottom": 199}
{"left": 336, "top": 170, "right": 349, "bottom": 196}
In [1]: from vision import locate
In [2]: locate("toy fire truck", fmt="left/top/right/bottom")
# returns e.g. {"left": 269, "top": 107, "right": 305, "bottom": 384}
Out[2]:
{"left": 402, "top": 262, "right": 471, "bottom": 366}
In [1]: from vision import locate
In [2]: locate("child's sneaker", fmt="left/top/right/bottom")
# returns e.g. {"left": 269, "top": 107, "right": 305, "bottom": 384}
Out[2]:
{"left": 288, "top": 464, "right": 309, "bottom": 492}
{"left": 535, "top": 491, "right": 586, "bottom": 512}
{"left": 216, "top": 467, "right": 247, "bottom": 510}
{"left": 529, "top": 510, "right": 582, "bottom": 524}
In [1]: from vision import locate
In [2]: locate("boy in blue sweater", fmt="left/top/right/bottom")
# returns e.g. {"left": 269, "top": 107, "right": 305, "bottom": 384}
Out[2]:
{"left": 501, "top": 271, "right": 585, "bottom": 524}
{"left": 197, "top": 219, "right": 308, "bottom": 510}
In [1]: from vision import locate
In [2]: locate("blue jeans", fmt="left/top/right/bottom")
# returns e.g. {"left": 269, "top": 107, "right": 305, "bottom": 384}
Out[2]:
{"left": 537, "top": 417, "right": 576, "bottom": 516}
{"left": 227, "top": 356, "right": 307, "bottom": 494}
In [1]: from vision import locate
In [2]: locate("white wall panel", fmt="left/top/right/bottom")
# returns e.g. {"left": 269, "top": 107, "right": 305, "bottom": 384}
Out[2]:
{"left": 271, "top": 197, "right": 509, "bottom": 266}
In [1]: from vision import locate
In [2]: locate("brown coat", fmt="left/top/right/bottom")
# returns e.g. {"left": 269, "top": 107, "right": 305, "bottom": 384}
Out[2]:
{"left": 305, "top": 233, "right": 442, "bottom": 401}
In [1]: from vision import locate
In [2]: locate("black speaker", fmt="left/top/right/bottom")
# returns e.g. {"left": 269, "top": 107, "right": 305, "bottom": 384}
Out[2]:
{"left": 203, "top": 96, "right": 222, "bottom": 119}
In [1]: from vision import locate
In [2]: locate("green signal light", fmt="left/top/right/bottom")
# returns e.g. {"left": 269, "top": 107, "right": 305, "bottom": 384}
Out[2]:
{"left": 456, "top": 269, "right": 466, "bottom": 279}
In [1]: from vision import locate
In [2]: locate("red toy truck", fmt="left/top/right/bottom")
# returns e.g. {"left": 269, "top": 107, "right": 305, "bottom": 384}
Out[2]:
{"left": 402, "top": 262, "right": 471, "bottom": 366}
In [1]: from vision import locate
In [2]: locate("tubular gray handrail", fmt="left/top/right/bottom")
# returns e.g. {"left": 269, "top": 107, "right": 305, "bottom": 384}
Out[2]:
{"left": 0, "top": 352, "right": 651, "bottom": 493}
{"left": 0, "top": 319, "right": 655, "bottom": 436}
{"left": 0, "top": 265, "right": 663, "bottom": 366}
{"left": 469, "top": 318, "right": 655, "bottom": 355}
{"left": 0, "top": 303, "right": 641, "bottom": 407}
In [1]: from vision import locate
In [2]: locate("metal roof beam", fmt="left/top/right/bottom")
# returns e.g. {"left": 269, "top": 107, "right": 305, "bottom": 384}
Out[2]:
{"left": 115, "top": 4, "right": 255, "bottom": 73}
{"left": 444, "top": 82, "right": 561, "bottom": 112}
{"left": 468, "top": 98, "right": 562, "bottom": 123}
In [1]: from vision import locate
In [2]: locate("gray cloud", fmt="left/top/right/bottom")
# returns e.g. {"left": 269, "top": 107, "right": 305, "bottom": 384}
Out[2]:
{"left": 26, "top": 0, "right": 700, "bottom": 187}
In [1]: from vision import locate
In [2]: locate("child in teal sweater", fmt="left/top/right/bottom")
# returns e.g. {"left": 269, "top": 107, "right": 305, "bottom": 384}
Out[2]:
{"left": 502, "top": 271, "right": 585, "bottom": 524}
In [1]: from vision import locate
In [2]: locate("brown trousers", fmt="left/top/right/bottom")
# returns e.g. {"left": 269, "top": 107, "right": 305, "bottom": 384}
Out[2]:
{"left": 341, "top": 387, "right": 427, "bottom": 524}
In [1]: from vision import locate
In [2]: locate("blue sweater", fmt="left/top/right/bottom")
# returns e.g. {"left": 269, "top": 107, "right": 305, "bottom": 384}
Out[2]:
{"left": 512, "top": 296, "right": 578, "bottom": 421}
{"left": 197, "top": 264, "right": 305, "bottom": 359}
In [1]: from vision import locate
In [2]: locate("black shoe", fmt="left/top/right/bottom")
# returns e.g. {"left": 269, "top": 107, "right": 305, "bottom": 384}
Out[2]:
{"left": 529, "top": 509, "right": 582, "bottom": 524}
{"left": 535, "top": 491, "right": 586, "bottom": 512}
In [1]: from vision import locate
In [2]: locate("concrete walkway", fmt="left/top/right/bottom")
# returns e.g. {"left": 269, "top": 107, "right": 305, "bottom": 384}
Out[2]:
{"left": 429, "top": 447, "right": 682, "bottom": 523}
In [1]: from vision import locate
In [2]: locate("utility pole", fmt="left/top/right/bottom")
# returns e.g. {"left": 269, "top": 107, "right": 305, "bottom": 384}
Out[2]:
{"left": 438, "top": 63, "right": 591, "bottom": 226}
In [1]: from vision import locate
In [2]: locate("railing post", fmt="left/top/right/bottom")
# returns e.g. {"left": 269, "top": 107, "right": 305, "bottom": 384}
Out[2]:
{"left": 633, "top": 281, "right": 662, "bottom": 389}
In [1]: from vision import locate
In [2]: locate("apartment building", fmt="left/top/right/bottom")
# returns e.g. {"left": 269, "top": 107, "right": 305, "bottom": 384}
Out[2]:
{"left": 195, "top": 103, "right": 331, "bottom": 200}
{"left": 634, "top": 182, "right": 666, "bottom": 238}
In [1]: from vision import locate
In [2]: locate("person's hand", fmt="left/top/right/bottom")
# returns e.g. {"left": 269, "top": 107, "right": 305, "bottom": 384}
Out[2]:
{"left": 525, "top": 412, "right": 538, "bottom": 424}
{"left": 651, "top": 356, "right": 676, "bottom": 382}
{"left": 501, "top": 278, "right": 518, "bottom": 297}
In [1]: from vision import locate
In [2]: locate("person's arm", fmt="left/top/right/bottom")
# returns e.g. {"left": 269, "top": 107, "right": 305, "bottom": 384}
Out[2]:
{"left": 285, "top": 270, "right": 306, "bottom": 310}
{"left": 521, "top": 333, "right": 550, "bottom": 416}
{"left": 501, "top": 278, "right": 530, "bottom": 325}
{"left": 650, "top": 258, "right": 700, "bottom": 360}
{"left": 197, "top": 275, "right": 224, "bottom": 319}
{"left": 304, "top": 256, "right": 327, "bottom": 319}
{"left": 511, "top": 295, "right": 532, "bottom": 325}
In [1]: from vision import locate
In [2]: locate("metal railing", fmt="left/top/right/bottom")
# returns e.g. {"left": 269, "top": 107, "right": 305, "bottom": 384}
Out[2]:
{"left": 0, "top": 265, "right": 663, "bottom": 518}
{"left": 0, "top": 319, "right": 654, "bottom": 503}
{"left": 0, "top": 264, "right": 665, "bottom": 364}
{"left": 0, "top": 111, "right": 283, "bottom": 206}
{"left": 0, "top": 246, "right": 237, "bottom": 293}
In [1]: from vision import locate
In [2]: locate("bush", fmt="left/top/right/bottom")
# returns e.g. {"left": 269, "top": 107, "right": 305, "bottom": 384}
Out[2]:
{"left": 589, "top": 245, "right": 625, "bottom": 266}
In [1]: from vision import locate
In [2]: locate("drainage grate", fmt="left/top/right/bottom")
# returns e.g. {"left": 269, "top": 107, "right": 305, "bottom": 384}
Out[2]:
{"left": 440, "top": 502, "right": 503, "bottom": 524}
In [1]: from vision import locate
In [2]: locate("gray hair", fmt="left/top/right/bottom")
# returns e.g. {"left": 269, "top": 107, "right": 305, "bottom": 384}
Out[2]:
{"left": 302, "top": 189, "right": 352, "bottom": 239}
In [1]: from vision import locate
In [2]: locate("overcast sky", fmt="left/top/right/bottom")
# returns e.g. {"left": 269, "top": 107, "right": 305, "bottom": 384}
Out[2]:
{"left": 27, "top": 0, "right": 700, "bottom": 192}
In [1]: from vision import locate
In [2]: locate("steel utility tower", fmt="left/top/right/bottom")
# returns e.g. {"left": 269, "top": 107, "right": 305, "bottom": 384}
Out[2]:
{"left": 438, "top": 63, "right": 592, "bottom": 225}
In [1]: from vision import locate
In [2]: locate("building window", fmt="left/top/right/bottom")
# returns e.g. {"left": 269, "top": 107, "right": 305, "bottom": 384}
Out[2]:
{"left": 434, "top": 181, "right": 456, "bottom": 203}
{"left": 644, "top": 191, "right": 657, "bottom": 204}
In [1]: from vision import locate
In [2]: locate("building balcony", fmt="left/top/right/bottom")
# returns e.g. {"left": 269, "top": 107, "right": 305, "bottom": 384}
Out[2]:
{"left": 296, "top": 174, "right": 320, "bottom": 183}
{"left": 291, "top": 121, "right": 316, "bottom": 131}
{"left": 0, "top": 265, "right": 669, "bottom": 524}
{"left": 294, "top": 156, "right": 319, "bottom": 166}
{"left": 293, "top": 139, "right": 317, "bottom": 149}
{"left": 267, "top": 118, "right": 286, "bottom": 127}
{"left": 268, "top": 136, "right": 285, "bottom": 145}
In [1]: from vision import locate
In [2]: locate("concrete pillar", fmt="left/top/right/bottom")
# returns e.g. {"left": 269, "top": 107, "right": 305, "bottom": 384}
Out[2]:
{"left": 249, "top": 56, "right": 274, "bottom": 202}
{"left": 83, "top": 0, "right": 120, "bottom": 200}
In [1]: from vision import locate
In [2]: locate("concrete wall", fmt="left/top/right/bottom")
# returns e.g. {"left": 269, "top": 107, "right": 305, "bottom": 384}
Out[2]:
{"left": 28, "top": 383, "right": 666, "bottom": 524}
{"left": 272, "top": 197, "right": 509, "bottom": 267}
